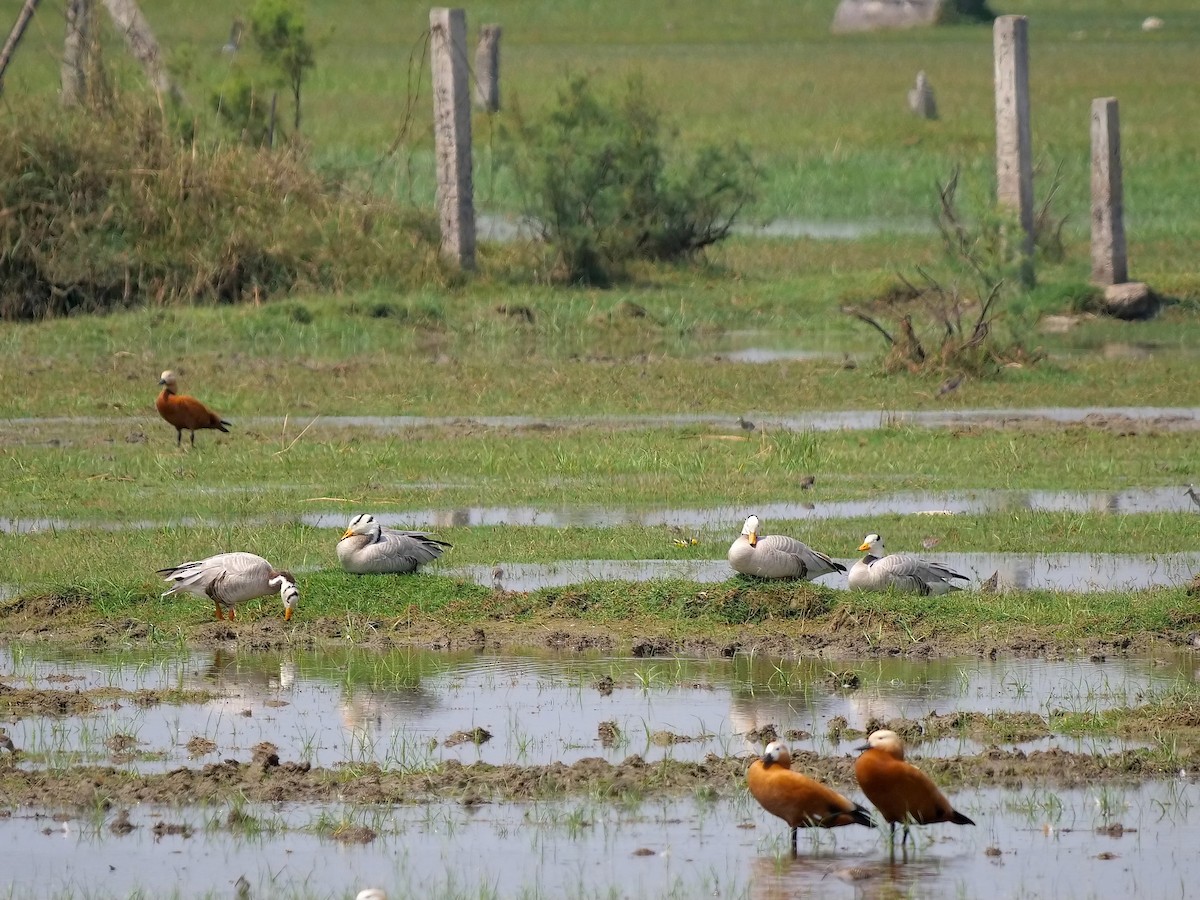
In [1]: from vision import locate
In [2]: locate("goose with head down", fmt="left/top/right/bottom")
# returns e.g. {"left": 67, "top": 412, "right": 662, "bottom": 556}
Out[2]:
{"left": 337, "top": 513, "right": 452, "bottom": 575}
{"left": 848, "top": 532, "right": 969, "bottom": 595}
{"left": 728, "top": 515, "right": 847, "bottom": 580}
{"left": 158, "top": 552, "right": 297, "bottom": 621}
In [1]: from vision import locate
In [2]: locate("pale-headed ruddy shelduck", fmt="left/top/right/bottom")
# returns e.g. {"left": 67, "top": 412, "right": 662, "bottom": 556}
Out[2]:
{"left": 848, "top": 532, "right": 969, "bottom": 595}
{"left": 853, "top": 729, "right": 974, "bottom": 846}
{"left": 158, "top": 552, "right": 298, "bottom": 621}
{"left": 337, "top": 513, "right": 452, "bottom": 575}
{"left": 155, "top": 370, "right": 231, "bottom": 447}
{"left": 728, "top": 514, "right": 847, "bottom": 580}
{"left": 747, "top": 740, "right": 874, "bottom": 854}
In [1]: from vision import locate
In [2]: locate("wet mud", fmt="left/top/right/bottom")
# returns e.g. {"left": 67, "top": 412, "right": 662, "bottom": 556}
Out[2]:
{"left": 0, "top": 744, "right": 1184, "bottom": 811}
{"left": 0, "top": 588, "right": 1190, "bottom": 661}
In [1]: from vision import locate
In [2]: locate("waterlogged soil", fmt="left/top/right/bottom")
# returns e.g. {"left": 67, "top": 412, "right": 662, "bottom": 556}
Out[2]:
{"left": 0, "top": 745, "right": 1184, "bottom": 810}
{"left": 0, "top": 589, "right": 1191, "bottom": 660}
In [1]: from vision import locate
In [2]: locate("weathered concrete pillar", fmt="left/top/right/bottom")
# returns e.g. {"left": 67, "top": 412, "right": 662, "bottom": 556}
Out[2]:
{"left": 474, "top": 24, "right": 501, "bottom": 112}
{"left": 993, "top": 15, "right": 1034, "bottom": 282}
{"left": 61, "top": 0, "right": 90, "bottom": 106}
{"left": 430, "top": 7, "right": 476, "bottom": 270}
{"left": 1090, "top": 98, "right": 1127, "bottom": 285}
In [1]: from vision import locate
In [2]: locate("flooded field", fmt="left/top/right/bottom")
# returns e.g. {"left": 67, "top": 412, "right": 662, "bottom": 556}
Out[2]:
{"left": 2, "top": 646, "right": 1198, "bottom": 898}
{"left": 5, "top": 648, "right": 1194, "bottom": 772}
{"left": 5, "top": 780, "right": 1196, "bottom": 899}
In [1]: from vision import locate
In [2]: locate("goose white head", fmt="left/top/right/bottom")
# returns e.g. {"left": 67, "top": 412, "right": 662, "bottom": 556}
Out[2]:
{"left": 158, "top": 370, "right": 178, "bottom": 389}
{"left": 857, "top": 533, "right": 885, "bottom": 556}
{"left": 342, "top": 513, "right": 381, "bottom": 540}
{"left": 760, "top": 739, "right": 791, "bottom": 768}
{"left": 269, "top": 573, "right": 299, "bottom": 621}
{"left": 857, "top": 728, "right": 905, "bottom": 759}
{"left": 741, "top": 515, "right": 761, "bottom": 547}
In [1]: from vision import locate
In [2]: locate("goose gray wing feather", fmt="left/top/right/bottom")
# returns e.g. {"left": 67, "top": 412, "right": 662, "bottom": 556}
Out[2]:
{"left": 728, "top": 534, "right": 846, "bottom": 580}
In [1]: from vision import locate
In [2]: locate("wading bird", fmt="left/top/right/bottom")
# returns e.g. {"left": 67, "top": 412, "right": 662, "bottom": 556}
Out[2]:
{"left": 748, "top": 740, "right": 874, "bottom": 854}
{"left": 853, "top": 729, "right": 974, "bottom": 847}
{"left": 728, "top": 515, "right": 847, "bottom": 580}
{"left": 155, "top": 370, "right": 231, "bottom": 447}
{"left": 158, "top": 552, "right": 297, "bottom": 621}
{"left": 848, "top": 533, "right": 969, "bottom": 595}
{"left": 337, "top": 513, "right": 452, "bottom": 574}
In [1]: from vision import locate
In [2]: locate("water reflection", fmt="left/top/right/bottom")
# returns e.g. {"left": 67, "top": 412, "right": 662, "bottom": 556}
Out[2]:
{"left": 0, "top": 781, "right": 1195, "bottom": 899}
{"left": 449, "top": 551, "right": 1200, "bottom": 593}
{"left": 5, "top": 486, "right": 1198, "bottom": 535}
{"left": 2, "top": 648, "right": 1192, "bottom": 773}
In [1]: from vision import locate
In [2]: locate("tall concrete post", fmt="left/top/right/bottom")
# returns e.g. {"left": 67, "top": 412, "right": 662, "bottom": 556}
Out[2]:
{"left": 993, "top": 15, "right": 1034, "bottom": 283}
{"left": 61, "top": 0, "right": 90, "bottom": 106}
{"left": 474, "top": 24, "right": 501, "bottom": 112}
{"left": 1090, "top": 98, "right": 1127, "bottom": 285}
{"left": 430, "top": 7, "right": 476, "bottom": 270}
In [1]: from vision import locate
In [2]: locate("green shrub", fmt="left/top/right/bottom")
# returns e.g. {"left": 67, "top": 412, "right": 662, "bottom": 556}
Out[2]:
{"left": 503, "top": 75, "right": 758, "bottom": 285}
{"left": 0, "top": 102, "right": 437, "bottom": 319}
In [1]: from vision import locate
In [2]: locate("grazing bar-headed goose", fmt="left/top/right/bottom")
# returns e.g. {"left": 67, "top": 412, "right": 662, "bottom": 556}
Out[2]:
{"left": 727, "top": 515, "right": 847, "bottom": 580}
{"left": 854, "top": 729, "right": 974, "bottom": 846}
{"left": 848, "top": 532, "right": 969, "bottom": 595}
{"left": 337, "top": 513, "right": 452, "bottom": 574}
{"left": 748, "top": 740, "right": 874, "bottom": 855}
{"left": 156, "top": 370, "right": 231, "bottom": 447}
{"left": 158, "top": 552, "right": 297, "bottom": 621}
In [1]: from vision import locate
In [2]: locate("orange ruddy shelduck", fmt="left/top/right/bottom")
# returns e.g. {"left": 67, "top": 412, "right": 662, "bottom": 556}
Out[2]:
{"left": 747, "top": 740, "right": 874, "bottom": 854}
{"left": 854, "top": 729, "right": 975, "bottom": 846}
{"left": 156, "top": 370, "right": 231, "bottom": 447}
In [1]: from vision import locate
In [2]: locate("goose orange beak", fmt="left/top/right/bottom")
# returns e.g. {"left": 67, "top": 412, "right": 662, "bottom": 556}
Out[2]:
{"left": 284, "top": 607, "right": 293, "bottom": 621}
{"left": 748, "top": 531, "right": 758, "bottom": 547}
{"left": 341, "top": 528, "right": 355, "bottom": 539}
{"left": 857, "top": 541, "right": 871, "bottom": 551}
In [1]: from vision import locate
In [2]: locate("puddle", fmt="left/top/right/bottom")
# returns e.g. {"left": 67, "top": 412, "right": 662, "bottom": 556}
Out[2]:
{"left": 3, "top": 406, "right": 1199, "bottom": 435}
{"left": 4, "top": 485, "right": 1199, "bottom": 535}
{"left": 451, "top": 551, "right": 1200, "bottom": 593}
{"left": 0, "top": 780, "right": 1196, "bottom": 899}
{"left": 2, "top": 648, "right": 1193, "bottom": 774}
{"left": 3, "top": 646, "right": 1197, "bottom": 897}
{"left": 476, "top": 214, "right": 927, "bottom": 243}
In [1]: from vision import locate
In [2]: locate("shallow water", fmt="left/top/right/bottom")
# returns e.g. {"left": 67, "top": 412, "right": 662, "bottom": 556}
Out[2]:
{"left": 2, "top": 781, "right": 1197, "bottom": 899}
{"left": 2, "top": 648, "right": 1192, "bottom": 774}
{"left": 3, "top": 484, "right": 1198, "bottom": 535}
{"left": 3, "top": 405, "right": 1199, "bottom": 435}
{"left": 456, "top": 551, "right": 1200, "bottom": 593}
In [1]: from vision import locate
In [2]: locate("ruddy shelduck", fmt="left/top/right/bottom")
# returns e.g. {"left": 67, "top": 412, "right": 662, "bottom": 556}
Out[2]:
{"left": 158, "top": 552, "right": 298, "bottom": 621}
{"left": 156, "top": 370, "right": 230, "bottom": 447}
{"left": 853, "top": 729, "right": 974, "bottom": 845}
{"left": 748, "top": 740, "right": 874, "bottom": 854}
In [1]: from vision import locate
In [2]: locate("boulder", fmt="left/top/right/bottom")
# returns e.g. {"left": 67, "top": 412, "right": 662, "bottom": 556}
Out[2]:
{"left": 832, "top": 0, "right": 993, "bottom": 33}
{"left": 1101, "top": 282, "right": 1159, "bottom": 321}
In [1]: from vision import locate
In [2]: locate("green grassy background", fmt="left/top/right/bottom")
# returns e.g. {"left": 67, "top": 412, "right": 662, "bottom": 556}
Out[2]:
{"left": 1, "top": 1, "right": 1197, "bottom": 627}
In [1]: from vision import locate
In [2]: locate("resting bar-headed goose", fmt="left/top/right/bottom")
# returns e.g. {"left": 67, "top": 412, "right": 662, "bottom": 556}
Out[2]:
{"left": 728, "top": 515, "right": 847, "bottom": 580}
{"left": 337, "top": 513, "right": 452, "bottom": 574}
{"left": 848, "top": 533, "right": 969, "bottom": 595}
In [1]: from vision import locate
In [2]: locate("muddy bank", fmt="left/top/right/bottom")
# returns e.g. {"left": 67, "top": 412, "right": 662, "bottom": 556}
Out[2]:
{"left": 0, "top": 591, "right": 1187, "bottom": 661}
{"left": 0, "top": 746, "right": 1185, "bottom": 810}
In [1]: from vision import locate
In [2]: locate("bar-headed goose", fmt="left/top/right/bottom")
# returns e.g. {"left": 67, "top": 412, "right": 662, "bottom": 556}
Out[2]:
{"left": 848, "top": 533, "right": 969, "bottom": 595}
{"left": 728, "top": 515, "right": 847, "bottom": 580}
{"left": 337, "top": 513, "right": 452, "bottom": 575}
{"left": 158, "top": 552, "right": 297, "bottom": 620}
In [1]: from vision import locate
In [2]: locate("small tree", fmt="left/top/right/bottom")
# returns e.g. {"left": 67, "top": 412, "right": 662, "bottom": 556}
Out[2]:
{"left": 504, "top": 75, "right": 758, "bottom": 285}
{"left": 249, "top": 0, "right": 315, "bottom": 132}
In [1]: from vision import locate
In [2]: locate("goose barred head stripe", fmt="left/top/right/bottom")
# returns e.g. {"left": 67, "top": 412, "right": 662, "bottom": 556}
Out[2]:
{"left": 269, "top": 572, "right": 299, "bottom": 620}
{"left": 342, "top": 513, "right": 381, "bottom": 540}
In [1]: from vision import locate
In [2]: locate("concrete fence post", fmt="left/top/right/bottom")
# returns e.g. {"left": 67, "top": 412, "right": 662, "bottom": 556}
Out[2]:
{"left": 1090, "top": 97, "right": 1127, "bottom": 285}
{"left": 430, "top": 7, "right": 476, "bottom": 270}
{"left": 993, "top": 15, "right": 1034, "bottom": 284}
{"left": 474, "top": 24, "right": 501, "bottom": 112}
